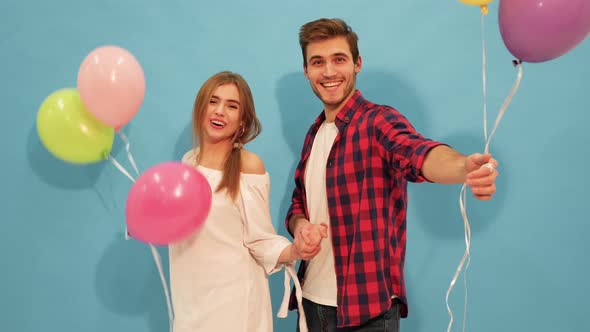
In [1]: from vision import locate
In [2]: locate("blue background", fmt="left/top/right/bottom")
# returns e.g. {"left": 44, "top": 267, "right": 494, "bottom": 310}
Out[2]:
{"left": 2, "top": 0, "right": 589, "bottom": 331}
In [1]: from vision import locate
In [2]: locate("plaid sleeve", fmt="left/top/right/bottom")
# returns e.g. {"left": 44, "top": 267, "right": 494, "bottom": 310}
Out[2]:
{"left": 285, "top": 128, "right": 314, "bottom": 237}
{"left": 376, "top": 107, "right": 446, "bottom": 183}
{"left": 285, "top": 165, "right": 305, "bottom": 238}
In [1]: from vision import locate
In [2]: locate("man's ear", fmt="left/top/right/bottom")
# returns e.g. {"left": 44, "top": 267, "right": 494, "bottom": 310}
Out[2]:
{"left": 354, "top": 55, "right": 362, "bottom": 74}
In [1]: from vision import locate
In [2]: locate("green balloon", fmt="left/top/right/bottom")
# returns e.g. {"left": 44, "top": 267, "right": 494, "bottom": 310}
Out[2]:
{"left": 37, "top": 88, "right": 114, "bottom": 164}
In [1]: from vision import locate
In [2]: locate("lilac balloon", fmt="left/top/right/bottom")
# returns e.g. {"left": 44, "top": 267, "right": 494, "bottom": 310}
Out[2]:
{"left": 499, "top": 0, "right": 590, "bottom": 63}
{"left": 126, "top": 162, "right": 212, "bottom": 245}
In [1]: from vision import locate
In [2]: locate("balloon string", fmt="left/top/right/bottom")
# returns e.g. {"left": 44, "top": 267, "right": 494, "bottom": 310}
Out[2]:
{"left": 484, "top": 63, "right": 523, "bottom": 154}
{"left": 118, "top": 131, "right": 140, "bottom": 177}
{"left": 482, "top": 12, "right": 488, "bottom": 143}
{"left": 445, "top": 12, "right": 487, "bottom": 331}
{"left": 151, "top": 244, "right": 175, "bottom": 332}
{"left": 108, "top": 155, "right": 136, "bottom": 184}
{"left": 116, "top": 129, "right": 140, "bottom": 240}
{"left": 446, "top": 183, "right": 471, "bottom": 332}
{"left": 107, "top": 155, "right": 133, "bottom": 241}
{"left": 461, "top": 185, "right": 470, "bottom": 332}
{"left": 108, "top": 139, "right": 175, "bottom": 332}
{"left": 446, "top": 12, "right": 524, "bottom": 332}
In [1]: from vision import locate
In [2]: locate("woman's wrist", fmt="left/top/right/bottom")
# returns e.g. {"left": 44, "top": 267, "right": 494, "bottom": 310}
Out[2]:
{"left": 289, "top": 243, "right": 302, "bottom": 261}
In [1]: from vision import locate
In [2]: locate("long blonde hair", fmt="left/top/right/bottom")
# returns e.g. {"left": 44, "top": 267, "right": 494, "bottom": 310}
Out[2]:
{"left": 192, "top": 71, "right": 261, "bottom": 199}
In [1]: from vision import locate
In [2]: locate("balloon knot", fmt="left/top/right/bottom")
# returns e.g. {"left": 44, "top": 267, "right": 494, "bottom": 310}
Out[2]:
{"left": 512, "top": 59, "right": 523, "bottom": 67}
{"left": 480, "top": 5, "right": 488, "bottom": 15}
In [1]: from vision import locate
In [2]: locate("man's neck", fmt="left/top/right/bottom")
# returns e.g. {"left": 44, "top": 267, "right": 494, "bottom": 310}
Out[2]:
{"left": 324, "top": 89, "right": 356, "bottom": 123}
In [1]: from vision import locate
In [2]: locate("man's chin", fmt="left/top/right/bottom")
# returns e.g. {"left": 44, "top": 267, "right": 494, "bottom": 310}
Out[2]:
{"left": 321, "top": 97, "right": 344, "bottom": 108}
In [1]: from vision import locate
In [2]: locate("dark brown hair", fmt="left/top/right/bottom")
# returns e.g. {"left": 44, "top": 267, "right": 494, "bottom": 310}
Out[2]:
{"left": 299, "top": 18, "right": 360, "bottom": 67}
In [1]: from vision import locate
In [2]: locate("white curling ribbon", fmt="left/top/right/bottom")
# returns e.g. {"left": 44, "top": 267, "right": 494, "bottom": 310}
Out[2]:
{"left": 118, "top": 130, "right": 140, "bottom": 177}
{"left": 446, "top": 11, "right": 523, "bottom": 332}
{"left": 150, "top": 244, "right": 175, "bottom": 332}
{"left": 117, "top": 130, "right": 139, "bottom": 241}
{"left": 108, "top": 137, "right": 175, "bottom": 332}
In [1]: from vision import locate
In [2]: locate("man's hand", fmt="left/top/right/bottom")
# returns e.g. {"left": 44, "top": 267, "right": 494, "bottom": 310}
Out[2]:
{"left": 465, "top": 153, "right": 499, "bottom": 200}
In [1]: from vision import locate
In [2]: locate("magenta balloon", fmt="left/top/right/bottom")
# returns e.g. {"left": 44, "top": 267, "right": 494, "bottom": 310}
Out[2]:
{"left": 499, "top": 0, "right": 590, "bottom": 63}
{"left": 126, "top": 162, "right": 212, "bottom": 245}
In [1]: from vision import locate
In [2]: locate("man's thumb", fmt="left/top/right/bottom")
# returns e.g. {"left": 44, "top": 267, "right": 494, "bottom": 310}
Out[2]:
{"left": 320, "top": 223, "right": 328, "bottom": 238}
{"left": 472, "top": 153, "right": 490, "bottom": 165}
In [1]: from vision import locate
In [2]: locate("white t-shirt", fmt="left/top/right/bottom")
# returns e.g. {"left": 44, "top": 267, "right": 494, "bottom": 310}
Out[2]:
{"left": 302, "top": 121, "right": 339, "bottom": 306}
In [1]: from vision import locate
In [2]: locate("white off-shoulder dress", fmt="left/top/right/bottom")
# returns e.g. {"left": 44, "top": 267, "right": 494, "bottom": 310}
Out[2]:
{"left": 169, "top": 149, "right": 302, "bottom": 332}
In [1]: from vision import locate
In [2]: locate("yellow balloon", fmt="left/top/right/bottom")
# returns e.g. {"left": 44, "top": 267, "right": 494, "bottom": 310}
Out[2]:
{"left": 459, "top": 0, "right": 493, "bottom": 5}
{"left": 458, "top": 0, "right": 493, "bottom": 14}
{"left": 37, "top": 88, "right": 115, "bottom": 164}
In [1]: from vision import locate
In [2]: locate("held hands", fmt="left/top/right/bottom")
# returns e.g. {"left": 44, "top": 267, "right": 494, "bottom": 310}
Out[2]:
{"left": 293, "top": 220, "right": 328, "bottom": 260}
{"left": 464, "top": 153, "right": 499, "bottom": 200}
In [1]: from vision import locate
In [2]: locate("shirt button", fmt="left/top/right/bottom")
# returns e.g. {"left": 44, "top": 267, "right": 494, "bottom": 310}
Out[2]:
{"left": 328, "top": 161, "right": 333, "bottom": 167}
{"left": 344, "top": 116, "right": 350, "bottom": 122}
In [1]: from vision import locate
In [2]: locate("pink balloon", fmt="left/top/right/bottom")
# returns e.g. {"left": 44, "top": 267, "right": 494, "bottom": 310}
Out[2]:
{"left": 126, "top": 162, "right": 212, "bottom": 245}
{"left": 499, "top": 0, "right": 590, "bottom": 63}
{"left": 77, "top": 45, "right": 146, "bottom": 128}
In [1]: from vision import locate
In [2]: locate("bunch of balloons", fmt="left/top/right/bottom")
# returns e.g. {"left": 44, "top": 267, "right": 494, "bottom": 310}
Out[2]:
{"left": 460, "top": 0, "right": 590, "bottom": 63}
{"left": 35, "top": 46, "right": 211, "bottom": 245}
{"left": 37, "top": 45, "right": 145, "bottom": 164}
{"left": 447, "top": 2, "right": 590, "bottom": 332}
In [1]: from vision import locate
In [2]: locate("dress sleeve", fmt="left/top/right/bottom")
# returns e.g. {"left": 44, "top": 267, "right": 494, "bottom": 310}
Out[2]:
{"left": 239, "top": 173, "right": 292, "bottom": 275}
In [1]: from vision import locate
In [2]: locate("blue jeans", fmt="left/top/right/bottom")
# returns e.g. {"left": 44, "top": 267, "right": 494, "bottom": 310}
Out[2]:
{"left": 298, "top": 298, "right": 401, "bottom": 332}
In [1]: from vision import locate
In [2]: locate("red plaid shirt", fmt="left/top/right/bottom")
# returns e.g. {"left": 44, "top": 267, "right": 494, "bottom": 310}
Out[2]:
{"left": 286, "top": 90, "right": 444, "bottom": 327}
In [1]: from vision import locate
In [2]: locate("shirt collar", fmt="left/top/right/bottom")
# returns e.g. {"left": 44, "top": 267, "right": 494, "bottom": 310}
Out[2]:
{"left": 311, "top": 90, "right": 365, "bottom": 129}
{"left": 335, "top": 89, "right": 363, "bottom": 125}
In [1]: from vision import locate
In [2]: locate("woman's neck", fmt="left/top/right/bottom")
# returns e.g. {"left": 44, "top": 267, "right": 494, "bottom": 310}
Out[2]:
{"left": 197, "top": 140, "right": 233, "bottom": 170}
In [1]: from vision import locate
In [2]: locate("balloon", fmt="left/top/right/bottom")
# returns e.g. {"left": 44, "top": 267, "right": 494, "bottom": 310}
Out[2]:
{"left": 77, "top": 45, "right": 145, "bottom": 128}
{"left": 458, "top": 0, "right": 493, "bottom": 14}
{"left": 36, "top": 88, "right": 115, "bottom": 164}
{"left": 499, "top": 0, "right": 590, "bottom": 63}
{"left": 459, "top": 0, "right": 492, "bottom": 4}
{"left": 126, "top": 162, "right": 212, "bottom": 245}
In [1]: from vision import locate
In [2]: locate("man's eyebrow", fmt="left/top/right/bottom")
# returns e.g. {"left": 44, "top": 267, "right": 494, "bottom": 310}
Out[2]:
{"left": 331, "top": 52, "right": 350, "bottom": 58}
{"left": 308, "top": 53, "right": 350, "bottom": 61}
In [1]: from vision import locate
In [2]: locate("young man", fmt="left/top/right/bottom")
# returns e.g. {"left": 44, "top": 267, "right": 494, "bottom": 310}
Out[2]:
{"left": 285, "top": 18, "right": 499, "bottom": 331}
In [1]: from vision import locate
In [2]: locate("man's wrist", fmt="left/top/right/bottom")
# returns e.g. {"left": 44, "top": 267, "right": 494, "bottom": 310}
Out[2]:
{"left": 289, "top": 214, "right": 308, "bottom": 234}
{"left": 294, "top": 217, "right": 309, "bottom": 235}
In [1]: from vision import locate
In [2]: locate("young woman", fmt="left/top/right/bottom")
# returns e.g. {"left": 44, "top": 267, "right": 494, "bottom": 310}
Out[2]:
{"left": 169, "top": 71, "right": 310, "bottom": 332}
